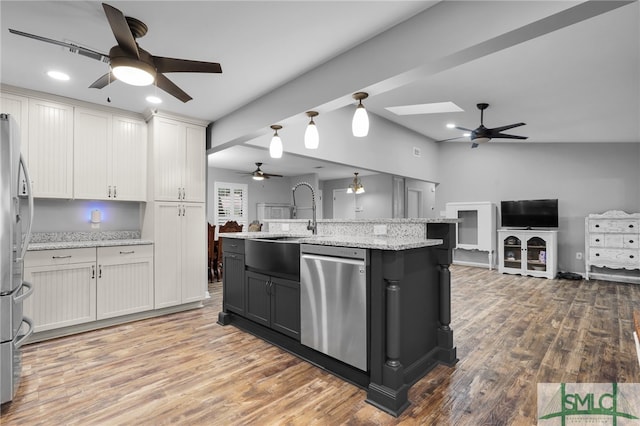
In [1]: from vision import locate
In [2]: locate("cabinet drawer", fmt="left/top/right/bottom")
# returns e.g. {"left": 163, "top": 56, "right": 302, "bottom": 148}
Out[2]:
{"left": 222, "top": 238, "right": 244, "bottom": 254}
{"left": 589, "top": 248, "right": 639, "bottom": 264}
{"left": 590, "top": 234, "right": 604, "bottom": 247}
{"left": 98, "top": 244, "right": 153, "bottom": 261}
{"left": 589, "top": 219, "right": 640, "bottom": 233}
{"left": 623, "top": 234, "right": 639, "bottom": 249}
{"left": 25, "top": 247, "right": 96, "bottom": 267}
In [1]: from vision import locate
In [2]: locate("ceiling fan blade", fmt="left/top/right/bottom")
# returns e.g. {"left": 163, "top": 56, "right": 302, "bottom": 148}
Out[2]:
{"left": 492, "top": 133, "right": 528, "bottom": 140}
{"left": 155, "top": 73, "right": 193, "bottom": 103}
{"left": 9, "top": 29, "right": 109, "bottom": 62}
{"left": 102, "top": 3, "right": 139, "bottom": 59}
{"left": 436, "top": 136, "right": 466, "bottom": 143}
{"left": 490, "top": 122, "right": 526, "bottom": 133}
{"left": 153, "top": 56, "right": 222, "bottom": 74}
{"left": 263, "top": 173, "right": 283, "bottom": 178}
{"left": 89, "top": 72, "right": 116, "bottom": 89}
{"left": 455, "top": 126, "right": 472, "bottom": 132}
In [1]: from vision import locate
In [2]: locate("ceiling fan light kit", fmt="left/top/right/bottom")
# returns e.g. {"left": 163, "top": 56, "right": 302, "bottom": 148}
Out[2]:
{"left": 9, "top": 2, "right": 222, "bottom": 103}
{"left": 304, "top": 111, "right": 319, "bottom": 150}
{"left": 269, "top": 125, "right": 283, "bottom": 159}
{"left": 352, "top": 92, "right": 369, "bottom": 137}
{"left": 452, "top": 102, "right": 527, "bottom": 148}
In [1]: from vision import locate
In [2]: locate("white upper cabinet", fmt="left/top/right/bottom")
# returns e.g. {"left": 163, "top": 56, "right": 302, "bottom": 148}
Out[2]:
{"left": 74, "top": 108, "right": 147, "bottom": 201}
{"left": 28, "top": 98, "right": 74, "bottom": 198}
{"left": 152, "top": 116, "right": 205, "bottom": 202}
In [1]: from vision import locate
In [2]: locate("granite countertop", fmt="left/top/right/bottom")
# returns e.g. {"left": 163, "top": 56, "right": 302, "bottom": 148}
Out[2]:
{"left": 221, "top": 232, "right": 443, "bottom": 251}
{"left": 27, "top": 231, "right": 153, "bottom": 251}
{"left": 28, "top": 239, "right": 154, "bottom": 251}
{"left": 262, "top": 218, "right": 459, "bottom": 223}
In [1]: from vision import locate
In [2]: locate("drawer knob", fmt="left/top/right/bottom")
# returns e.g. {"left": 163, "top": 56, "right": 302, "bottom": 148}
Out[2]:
{"left": 595, "top": 224, "right": 600, "bottom": 228}
{"left": 630, "top": 224, "right": 635, "bottom": 228}
{"left": 630, "top": 240, "right": 635, "bottom": 244}
{"left": 595, "top": 253, "right": 600, "bottom": 256}
{"left": 595, "top": 239, "right": 600, "bottom": 242}
{"left": 631, "top": 255, "right": 635, "bottom": 259}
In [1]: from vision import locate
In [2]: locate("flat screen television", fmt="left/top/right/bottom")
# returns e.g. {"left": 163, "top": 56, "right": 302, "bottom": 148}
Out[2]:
{"left": 500, "top": 199, "right": 558, "bottom": 229}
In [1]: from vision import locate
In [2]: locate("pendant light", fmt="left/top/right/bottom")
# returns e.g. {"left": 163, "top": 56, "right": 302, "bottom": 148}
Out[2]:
{"left": 304, "top": 111, "right": 319, "bottom": 149}
{"left": 346, "top": 172, "right": 365, "bottom": 194}
{"left": 352, "top": 92, "right": 369, "bottom": 138}
{"left": 269, "top": 125, "right": 283, "bottom": 158}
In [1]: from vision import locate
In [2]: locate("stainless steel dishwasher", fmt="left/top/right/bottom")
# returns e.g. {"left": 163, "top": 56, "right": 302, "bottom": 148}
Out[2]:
{"left": 300, "top": 244, "right": 367, "bottom": 371}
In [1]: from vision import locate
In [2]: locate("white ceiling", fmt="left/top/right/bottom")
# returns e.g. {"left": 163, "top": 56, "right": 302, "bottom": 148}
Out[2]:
{"left": 2, "top": 1, "right": 639, "bottom": 180}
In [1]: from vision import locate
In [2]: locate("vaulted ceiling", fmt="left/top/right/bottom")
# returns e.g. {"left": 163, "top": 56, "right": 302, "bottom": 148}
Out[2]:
{"left": 2, "top": 1, "right": 638, "bottom": 179}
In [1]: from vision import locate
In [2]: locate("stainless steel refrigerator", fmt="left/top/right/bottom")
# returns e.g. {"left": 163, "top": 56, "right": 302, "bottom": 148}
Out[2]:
{"left": 1, "top": 113, "right": 34, "bottom": 405}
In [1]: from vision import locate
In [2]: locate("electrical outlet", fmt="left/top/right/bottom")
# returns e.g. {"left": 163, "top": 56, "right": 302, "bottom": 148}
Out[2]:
{"left": 374, "top": 224, "right": 387, "bottom": 235}
{"left": 576, "top": 252, "right": 583, "bottom": 260}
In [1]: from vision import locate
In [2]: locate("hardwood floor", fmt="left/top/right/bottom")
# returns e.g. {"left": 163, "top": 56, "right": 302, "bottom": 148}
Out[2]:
{"left": 2, "top": 265, "right": 640, "bottom": 425}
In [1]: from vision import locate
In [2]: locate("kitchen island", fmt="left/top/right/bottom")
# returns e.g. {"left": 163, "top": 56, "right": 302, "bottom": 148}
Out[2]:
{"left": 217, "top": 219, "right": 458, "bottom": 416}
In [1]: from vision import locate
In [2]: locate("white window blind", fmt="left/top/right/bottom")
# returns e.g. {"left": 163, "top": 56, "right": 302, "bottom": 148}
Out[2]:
{"left": 214, "top": 181, "right": 248, "bottom": 228}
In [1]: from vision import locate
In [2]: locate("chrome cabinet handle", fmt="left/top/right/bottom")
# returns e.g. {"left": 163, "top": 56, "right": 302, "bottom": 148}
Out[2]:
{"left": 119, "top": 250, "right": 135, "bottom": 255}
{"left": 98, "top": 266, "right": 102, "bottom": 278}
{"left": 92, "top": 265, "right": 95, "bottom": 279}
{"left": 113, "top": 185, "right": 117, "bottom": 198}
{"left": 108, "top": 185, "right": 112, "bottom": 198}
{"left": 52, "top": 255, "right": 72, "bottom": 259}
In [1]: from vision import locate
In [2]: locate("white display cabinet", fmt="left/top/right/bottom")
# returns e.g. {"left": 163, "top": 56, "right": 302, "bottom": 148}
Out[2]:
{"left": 498, "top": 229, "right": 558, "bottom": 279}
{"left": 446, "top": 202, "right": 497, "bottom": 269}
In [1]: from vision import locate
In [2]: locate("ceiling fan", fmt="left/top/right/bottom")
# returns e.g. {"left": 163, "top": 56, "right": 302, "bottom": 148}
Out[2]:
{"left": 8, "top": 2, "right": 222, "bottom": 103}
{"left": 242, "top": 163, "right": 283, "bottom": 181}
{"left": 439, "top": 103, "right": 528, "bottom": 148}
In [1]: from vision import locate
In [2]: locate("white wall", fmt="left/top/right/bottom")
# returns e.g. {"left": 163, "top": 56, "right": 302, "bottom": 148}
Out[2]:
{"left": 436, "top": 142, "right": 640, "bottom": 274}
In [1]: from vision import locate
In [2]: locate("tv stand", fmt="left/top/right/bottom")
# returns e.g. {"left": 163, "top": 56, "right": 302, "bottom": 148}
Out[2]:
{"left": 498, "top": 229, "right": 557, "bottom": 279}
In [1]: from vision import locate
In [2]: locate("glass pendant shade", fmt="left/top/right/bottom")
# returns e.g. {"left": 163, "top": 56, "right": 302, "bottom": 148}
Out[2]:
{"left": 352, "top": 104, "right": 369, "bottom": 137}
{"left": 304, "top": 122, "right": 319, "bottom": 149}
{"left": 269, "top": 124, "right": 283, "bottom": 158}
{"left": 269, "top": 135, "right": 283, "bottom": 158}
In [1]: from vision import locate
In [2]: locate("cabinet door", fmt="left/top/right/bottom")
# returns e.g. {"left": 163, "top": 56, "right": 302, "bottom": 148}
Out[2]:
{"left": 525, "top": 236, "right": 548, "bottom": 274}
{"left": 1, "top": 93, "right": 30, "bottom": 195}
{"left": 183, "top": 124, "right": 205, "bottom": 202}
{"left": 270, "top": 276, "right": 300, "bottom": 340}
{"left": 181, "top": 203, "right": 206, "bottom": 304}
{"left": 154, "top": 203, "right": 182, "bottom": 308}
{"left": 501, "top": 234, "right": 522, "bottom": 273}
{"left": 96, "top": 246, "right": 154, "bottom": 320}
{"left": 245, "top": 271, "right": 270, "bottom": 327}
{"left": 223, "top": 251, "right": 245, "bottom": 315}
{"left": 23, "top": 262, "right": 96, "bottom": 332}
{"left": 73, "top": 108, "right": 111, "bottom": 200}
{"left": 153, "top": 118, "right": 184, "bottom": 201}
{"left": 111, "top": 116, "right": 147, "bottom": 201}
{"left": 28, "top": 99, "right": 74, "bottom": 198}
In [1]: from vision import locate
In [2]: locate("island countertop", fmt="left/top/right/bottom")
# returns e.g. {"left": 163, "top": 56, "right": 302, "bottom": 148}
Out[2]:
{"left": 220, "top": 232, "right": 443, "bottom": 251}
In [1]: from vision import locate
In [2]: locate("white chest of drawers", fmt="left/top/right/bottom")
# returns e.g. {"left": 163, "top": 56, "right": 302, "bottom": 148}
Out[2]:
{"left": 585, "top": 210, "right": 640, "bottom": 283}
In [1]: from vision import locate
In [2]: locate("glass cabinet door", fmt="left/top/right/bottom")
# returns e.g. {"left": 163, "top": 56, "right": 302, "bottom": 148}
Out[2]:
{"left": 526, "top": 237, "right": 547, "bottom": 273}
{"left": 503, "top": 235, "right": 521, "bottom": 270}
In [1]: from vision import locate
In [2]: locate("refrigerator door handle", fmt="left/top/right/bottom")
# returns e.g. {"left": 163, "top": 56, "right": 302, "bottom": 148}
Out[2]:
{"left": 15, "top": 317, "right": 34, "bottom": 349}
{"left": 17, "top": 154, "right": 34, "bottom": 262}
{"left": 13, "top": 281, "right": 33, "bottom": 303}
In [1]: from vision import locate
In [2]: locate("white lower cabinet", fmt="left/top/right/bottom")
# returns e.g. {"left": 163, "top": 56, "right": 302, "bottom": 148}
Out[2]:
{"left": 154, "top": 202, "right": 206, "bottom": 309}
{"left": 96, "top": 245, "right": 154, "bottom": 320}
{"left": 24, "top": 248, "right": 97, "bottom": 332}
{"left": 24, "top": 244, "right": 155, "bottom": 333}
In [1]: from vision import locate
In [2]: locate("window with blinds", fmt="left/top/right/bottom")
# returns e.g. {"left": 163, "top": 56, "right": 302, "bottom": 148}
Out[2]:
{"left": 214, "top": 181, "right": 248, "bottom": 227}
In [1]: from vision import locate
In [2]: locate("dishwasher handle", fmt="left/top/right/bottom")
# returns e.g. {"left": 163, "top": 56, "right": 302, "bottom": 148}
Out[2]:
{"left": 300, "top": 253, "right": 365, "bottom": 266}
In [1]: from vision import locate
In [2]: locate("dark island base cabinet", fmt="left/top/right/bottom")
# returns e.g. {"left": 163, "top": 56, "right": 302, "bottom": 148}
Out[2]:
{"left": 222, "top": 239, "right": 245, "bottom": 315}
{"left": 246, "top": 271, "right": 300, "bottom": 340}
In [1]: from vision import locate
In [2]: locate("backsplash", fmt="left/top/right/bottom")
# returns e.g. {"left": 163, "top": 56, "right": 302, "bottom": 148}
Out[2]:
{"left": 30, "top": 230, "right": 141, "bottom": 243}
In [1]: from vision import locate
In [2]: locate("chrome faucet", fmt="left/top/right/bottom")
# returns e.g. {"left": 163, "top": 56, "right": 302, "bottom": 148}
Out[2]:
{"left": 292, "top": 182, "right": 317, "bottom": 235}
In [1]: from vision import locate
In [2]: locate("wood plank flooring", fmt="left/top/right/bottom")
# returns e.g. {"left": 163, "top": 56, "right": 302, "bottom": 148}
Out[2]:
{"left": 2, "top": 265, "right": 640, "bottom": 425}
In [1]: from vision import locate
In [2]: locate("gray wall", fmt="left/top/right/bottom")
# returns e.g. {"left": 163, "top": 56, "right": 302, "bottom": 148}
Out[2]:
{"left": 435, "top": 142, "right": 640, "bottom": 274}
{"left": 29, "top": 199, "right": 142, "bottom": 233}
{"left": 322, "top": 174, "right": 393, "bottom": 219}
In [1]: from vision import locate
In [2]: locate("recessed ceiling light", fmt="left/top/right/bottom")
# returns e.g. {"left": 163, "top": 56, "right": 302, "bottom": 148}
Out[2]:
{"left": 146, "top": 95, "right": 162, "bottom": 104}
{"left": 386, "top": 101, "right": 464, "bottom": 116}
{"left": 446, "top": 123, "right": 456, "bottom": 129}
{"left": 47, "top": 70, "right": 70, "bottom": 81}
